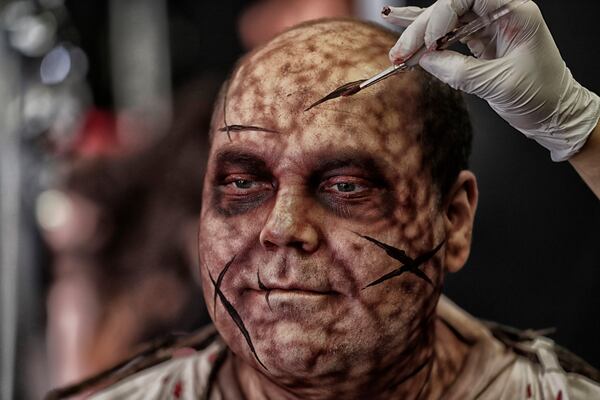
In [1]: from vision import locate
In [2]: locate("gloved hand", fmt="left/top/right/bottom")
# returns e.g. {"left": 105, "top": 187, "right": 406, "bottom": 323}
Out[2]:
{"left": 383, "top": 0, "right": 600, "bottom": 161}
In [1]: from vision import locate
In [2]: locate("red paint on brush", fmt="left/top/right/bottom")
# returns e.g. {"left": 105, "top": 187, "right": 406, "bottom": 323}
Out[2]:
{"left": 392, "top": 56, "right": 405, "bottom": 66}
{"left": 341, "top": 85, "right": 361, "bottom": 96}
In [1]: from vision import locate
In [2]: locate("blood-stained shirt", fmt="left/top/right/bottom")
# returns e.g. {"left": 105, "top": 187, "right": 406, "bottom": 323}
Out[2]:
{"left": 48, "top": 296, "right": 600, "bottom": 400}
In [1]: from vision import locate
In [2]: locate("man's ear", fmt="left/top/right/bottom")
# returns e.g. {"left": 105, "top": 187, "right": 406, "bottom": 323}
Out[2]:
{"left": 443, "top": 170, "right": 478, "bottom": 273}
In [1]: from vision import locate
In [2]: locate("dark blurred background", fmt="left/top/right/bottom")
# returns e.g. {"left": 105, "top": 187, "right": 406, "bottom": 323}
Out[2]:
{"left": 0, "top": 0, "right": 598, "bottom": 399}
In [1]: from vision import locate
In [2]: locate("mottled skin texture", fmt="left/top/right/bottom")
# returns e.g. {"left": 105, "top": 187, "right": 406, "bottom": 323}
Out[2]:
{"left": 199, "top": 19, "right": 478, "bottom": 400}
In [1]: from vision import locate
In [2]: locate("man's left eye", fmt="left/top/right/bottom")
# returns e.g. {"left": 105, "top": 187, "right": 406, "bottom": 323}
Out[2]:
{"left": 324, "top": 179, "right": 369, "bottom": 195}
{"left": 333, "top": 182, "right": 358, "bottom": 192}
{"left": 233, "top": 179, "right": 254, "bottom": 189}
{"left": 221, "top": 175, "right": 270, "bottom": 193}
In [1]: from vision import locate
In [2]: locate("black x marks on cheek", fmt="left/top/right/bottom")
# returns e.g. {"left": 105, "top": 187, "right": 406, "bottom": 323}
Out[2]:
{"left": 208, "top": 256, "right": 268, "bottom": 370}
{"left": 354, "top": 233, "right": 445, "bottom": 289}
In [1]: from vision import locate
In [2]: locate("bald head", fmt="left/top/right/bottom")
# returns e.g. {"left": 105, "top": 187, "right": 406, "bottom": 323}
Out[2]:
{"left": 227, "top": 19, "right": 396, "bottom": 117}
{"left": 212, "top": 19, "right": 472, "bottom": 198}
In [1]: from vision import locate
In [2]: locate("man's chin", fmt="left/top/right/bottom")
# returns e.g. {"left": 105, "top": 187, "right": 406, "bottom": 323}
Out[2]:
{"left": 224, "top": 316, "right": 378, "bottom": 379}
{"left": 243, "top": 338, "right": 359, "bottom": 382}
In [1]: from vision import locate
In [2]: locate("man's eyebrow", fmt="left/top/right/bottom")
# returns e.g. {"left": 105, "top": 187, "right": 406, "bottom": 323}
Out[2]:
{"left": 214, "top": 149, "right": 271, "bottom": 174}
{"left": 218, "top": 124, "right": 280, "bottom": 134}
{"left": 309, "top": 151, "right": 391, "bottom": 184}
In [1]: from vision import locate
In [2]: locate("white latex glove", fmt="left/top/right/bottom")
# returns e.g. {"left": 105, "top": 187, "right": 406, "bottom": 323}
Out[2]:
{"left": 382, "top": 0, "right": 600, "bottom": 161}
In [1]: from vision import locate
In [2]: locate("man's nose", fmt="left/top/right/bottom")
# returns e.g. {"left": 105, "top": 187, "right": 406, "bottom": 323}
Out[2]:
{"left": 259, "top": 190, "right": 320, "bottom": 253}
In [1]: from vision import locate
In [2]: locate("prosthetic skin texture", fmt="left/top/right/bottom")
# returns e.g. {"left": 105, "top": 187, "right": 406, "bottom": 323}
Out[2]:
{"left": 199, "top": 20, "right": 471, "bottom": 400}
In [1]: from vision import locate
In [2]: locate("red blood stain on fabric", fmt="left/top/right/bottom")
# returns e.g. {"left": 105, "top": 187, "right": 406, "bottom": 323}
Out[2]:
{"left": 173, "top": 381, "right": 183, "bottom": 398}
{"left": 556, "top": 390, "right": 563, "bottom": 400}
{"left": 526, "top": 384, "right": 532, "bottom": 398}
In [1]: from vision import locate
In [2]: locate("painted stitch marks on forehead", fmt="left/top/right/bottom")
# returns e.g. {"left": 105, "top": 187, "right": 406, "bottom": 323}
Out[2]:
{"left": 219, "top": 82, "right": 281, "bottom": 141}
{"left": 218, "top": 125, "right": 280, "bottom": 134}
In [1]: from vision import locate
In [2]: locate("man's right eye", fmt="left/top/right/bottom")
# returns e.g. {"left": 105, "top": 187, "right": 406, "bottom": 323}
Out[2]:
{"left": 232, "top": 179, "right": 253, "bottom": 189}
{"left": 214, "top": 174, "right": 275, "bottom": 216}
{"left": 221, "top": 175, "right": 272, "bottom": 193}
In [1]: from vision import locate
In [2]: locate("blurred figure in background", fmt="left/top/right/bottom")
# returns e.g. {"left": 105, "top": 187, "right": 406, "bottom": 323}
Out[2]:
{"left": 239, "top": 0, "right": 352, "bottom": 48}
{"left": 2, "top": 0, "right": 360, "bottom": 397}
{"left": 42, "top": 0, "right": 356, "bottom": 390}
{"left": 42, "top": 76, "right": 219, "bottom": 387}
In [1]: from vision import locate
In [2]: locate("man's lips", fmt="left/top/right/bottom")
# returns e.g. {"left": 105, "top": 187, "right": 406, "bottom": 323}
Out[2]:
{"left": 267, "top": 288, "right": 338, "bottom": 296}
{"left": 247, "top": 285, "right": 338, "bottom": 295}
{"left": 243, "top": 278, "right": 342, "bottom": 312}
{"left": 254, "top": 280, "right": 338, "bottom": 295}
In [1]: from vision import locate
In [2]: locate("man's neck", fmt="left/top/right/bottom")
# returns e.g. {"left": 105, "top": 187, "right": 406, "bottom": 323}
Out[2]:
{"left": 220, "top": 319, "right": 470, "bottom": 400}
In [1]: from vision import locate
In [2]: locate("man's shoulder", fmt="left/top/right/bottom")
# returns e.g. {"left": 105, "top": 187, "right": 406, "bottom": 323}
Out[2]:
{"left": 438, "top": 296, "right": 600, "bottom": 399}
{"left": 45, "top": 324, "right": 226, "bottom": 400}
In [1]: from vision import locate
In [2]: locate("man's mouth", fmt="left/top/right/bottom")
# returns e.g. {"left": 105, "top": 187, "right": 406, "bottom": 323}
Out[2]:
{"left": 247, "top": 273, "right": 340, "bottom": 312}
{"left": 246, "top": 287, "right": 339, "bottom": 315}
{"left": 247, "top": 286, "right": 338, "bottom": 305}
{"left": 261, "top": 282, "right": 338, "bottom": 295}
{"left": 256, "top": 278, "right": 338, "bottom": 295}
{"left": 255, "top": 269, "right": 338, "bottom": 295}
{"left": 268, "top": 288, "right": 337, "bottom": 295}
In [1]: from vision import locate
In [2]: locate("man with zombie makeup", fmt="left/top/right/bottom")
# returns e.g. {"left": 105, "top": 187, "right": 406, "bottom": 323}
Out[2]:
{"left": 47, "top": 1, "right": 600, "bottom": 399}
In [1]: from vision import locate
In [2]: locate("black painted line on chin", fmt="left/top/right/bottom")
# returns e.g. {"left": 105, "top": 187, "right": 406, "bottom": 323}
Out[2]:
{"left": 209, "top": 267, "right": 268, "bottom": 371}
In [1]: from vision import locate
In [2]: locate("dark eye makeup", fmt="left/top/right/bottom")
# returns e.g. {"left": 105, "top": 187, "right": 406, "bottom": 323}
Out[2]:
{"left": 211, "top": 149, "right": 394, "bottom": 220}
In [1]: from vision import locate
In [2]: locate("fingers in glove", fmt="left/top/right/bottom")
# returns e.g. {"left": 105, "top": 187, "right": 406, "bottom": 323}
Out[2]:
{"left": 468, "top": 0, "right": 514, "bottom": 17}
{"left": 464, "top": 29, "right": 499, "bottom": 59}
{"left": 425, "top": 0, "right": 465, "bottom": 48}
{"left": 465, "top": 38, "right": 486, "bottom": 58}
{"left": 381, "top": 6, "right": 425, "bottom": 27}
{"left": 419, "top": 50, "right": 506, "bottom": 98}
{"left": 425, "top": 0, "right": 512, "bottom": 48}
{"left": 389, "top": 5, "right": 433, "bottom": 63}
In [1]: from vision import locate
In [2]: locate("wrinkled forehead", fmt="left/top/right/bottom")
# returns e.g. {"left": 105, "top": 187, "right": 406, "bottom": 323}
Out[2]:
{"left": 221, "top": 20, "right": 423, "bottom": 133}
